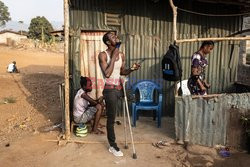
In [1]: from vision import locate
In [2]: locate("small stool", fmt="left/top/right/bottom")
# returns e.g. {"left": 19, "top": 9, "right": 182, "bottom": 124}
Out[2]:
{"left": 70, "top": 121, "right": 82, "bottom": 133}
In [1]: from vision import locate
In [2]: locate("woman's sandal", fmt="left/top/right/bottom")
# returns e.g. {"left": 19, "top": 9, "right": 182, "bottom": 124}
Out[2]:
{"left": 98, "top": 123, "right": 106, "bottom": 128}
{"left": 152, "top": 141, "right": 170, "bottom": 149}
{"left": 152, "top": 142, "right": 163, "bottom": 149}
{"left": 91, "top": 128, "right": 105, "bottom": 135}
{"left": 158, "top": 141, "right": 169, "bottom": 146}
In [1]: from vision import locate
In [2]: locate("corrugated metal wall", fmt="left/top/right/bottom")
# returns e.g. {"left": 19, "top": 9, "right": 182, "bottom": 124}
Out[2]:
{"left": 175, "top": 93, "right": 250, "bottom": 147}
{"left": 69, "top": 0, "right": 242, "bottom": 115}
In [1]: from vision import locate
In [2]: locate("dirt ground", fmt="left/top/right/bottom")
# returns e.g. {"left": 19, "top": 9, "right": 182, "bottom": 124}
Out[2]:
{"left": 0, "top": 45, "right": 249, "bottom": 167}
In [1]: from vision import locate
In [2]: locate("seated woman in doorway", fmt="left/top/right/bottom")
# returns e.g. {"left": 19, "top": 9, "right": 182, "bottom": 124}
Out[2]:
{"left": 73, "top": 76, "right": 105, "bottom": 136}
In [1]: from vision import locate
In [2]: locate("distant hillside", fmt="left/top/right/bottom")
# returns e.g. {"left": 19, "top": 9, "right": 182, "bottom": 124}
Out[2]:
{"left": 0, "top": 21, "right": 29, "bottom": 31}
{"left": 0, "top": 20, "right": 63, "bottom": 32}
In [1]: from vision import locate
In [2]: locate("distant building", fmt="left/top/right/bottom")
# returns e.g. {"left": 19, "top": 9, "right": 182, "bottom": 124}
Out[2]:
{"left": 0, "top": 30, "right": 27, "bottom": 44}
{"left": 50, "top": 30, "right": 64, "bottom": 42}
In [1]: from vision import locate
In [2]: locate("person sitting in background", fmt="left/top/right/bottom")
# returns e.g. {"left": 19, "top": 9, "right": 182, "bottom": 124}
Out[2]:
{"left": 73, "top": 76, "right": 105, "bottom": 137}
{"left": 7, "top": 61, "right": 19, "bottom": 73}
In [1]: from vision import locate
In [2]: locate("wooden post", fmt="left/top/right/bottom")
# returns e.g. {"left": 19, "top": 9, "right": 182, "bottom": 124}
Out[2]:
{"left": 169, "top": 0, "right": 178, "bottom": 96}
{"left": 64, "top": 0, "right": 70, "bottom": 140}
{"left": 169, "top": 0, "right": 177, "bottom": 42}
{"left": 176, "top": 36, "right": 250, "bottom": 43}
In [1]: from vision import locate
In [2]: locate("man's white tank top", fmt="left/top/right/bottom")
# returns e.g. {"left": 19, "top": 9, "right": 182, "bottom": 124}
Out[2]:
{"left": 104, "top": 50, "right": 122, "bottom": 85}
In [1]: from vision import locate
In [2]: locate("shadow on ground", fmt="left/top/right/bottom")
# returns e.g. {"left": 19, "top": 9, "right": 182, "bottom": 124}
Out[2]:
{"left": 20, "top": 65, "right": 64, "bottom": 124}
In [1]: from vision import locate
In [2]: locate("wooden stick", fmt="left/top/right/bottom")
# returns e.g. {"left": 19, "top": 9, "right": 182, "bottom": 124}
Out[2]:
{"left": 169, "top": 0, "right": 179, "bottom": 97}
{"left": 175, "top": 94, "right": 220, "bottom": 100}
{"left": 46, "top": 139, "right": 152, "bottom": 144}
{"left": 64, "top": 0, "right": 70, "bottom": 140}
{"left": 169, "top": 0, "right": 177, "bottom": 41}
{"left": 191, "top": 94, "right": 220, "bottom": 99}
{"left": 176, "top": 36, "right": 250, "bottom": 43}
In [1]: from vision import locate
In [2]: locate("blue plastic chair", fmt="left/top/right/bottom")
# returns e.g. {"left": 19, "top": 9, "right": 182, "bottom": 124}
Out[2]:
{"left": 131, "top": 80, "right": 162, "bottom": 128}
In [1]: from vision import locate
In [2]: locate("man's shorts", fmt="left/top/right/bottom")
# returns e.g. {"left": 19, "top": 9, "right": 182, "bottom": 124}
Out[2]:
{"left": 74, "top": 107, "right": 97, "bottom": 124}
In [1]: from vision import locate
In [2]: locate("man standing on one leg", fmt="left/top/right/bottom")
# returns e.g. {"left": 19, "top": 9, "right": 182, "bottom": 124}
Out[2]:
{"left": 98, "top": 31, "right": 140, "bottom": 157}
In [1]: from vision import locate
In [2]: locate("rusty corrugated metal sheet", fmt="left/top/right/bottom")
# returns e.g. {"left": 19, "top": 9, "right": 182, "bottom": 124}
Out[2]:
{"left": 69, "top": 0, "right": 107, "bottom": 30}
{"left": 69, "top": 0, "right": 242, "bottom": 115}
{"left": 175, "top": 93, "right": 250, "bottom": 147}
{"left": 80, "top": 32, "right": 107, "bottom": 99}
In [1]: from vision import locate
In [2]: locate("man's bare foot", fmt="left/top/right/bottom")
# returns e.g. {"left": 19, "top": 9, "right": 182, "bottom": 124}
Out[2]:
{"left": 91, "top": 129, "right": 105, "bottom": 135}
{"left": 98, "top": 123, "right": 106, "bottom": 128}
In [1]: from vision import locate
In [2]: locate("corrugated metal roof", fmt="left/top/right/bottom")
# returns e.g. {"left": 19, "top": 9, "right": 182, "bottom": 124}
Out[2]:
{"left": 175, "top": 93, "right": 250, "bottom": 147}
{"left": 69, "top": 0, "right": 242, "bottom": 115}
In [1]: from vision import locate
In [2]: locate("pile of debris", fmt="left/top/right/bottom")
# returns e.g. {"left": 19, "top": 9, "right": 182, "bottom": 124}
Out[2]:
{"left": 9, "top": 38, "right": 64, "bottom": 53}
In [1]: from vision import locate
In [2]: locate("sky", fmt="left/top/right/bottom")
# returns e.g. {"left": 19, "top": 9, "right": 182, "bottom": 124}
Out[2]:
{"left": 1, "top": 0, "right": 63, "bottom": 24}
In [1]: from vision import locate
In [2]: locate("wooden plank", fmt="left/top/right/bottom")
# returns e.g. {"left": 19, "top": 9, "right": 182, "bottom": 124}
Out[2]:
{"left": 46, "top": 139, "right": 153, "bottom": 144}
{"left": 191, "top": 94, "right": 220, "bottom": 99}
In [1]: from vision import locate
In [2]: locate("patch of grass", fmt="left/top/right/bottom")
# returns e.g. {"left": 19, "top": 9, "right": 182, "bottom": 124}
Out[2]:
{"left": 0, "top": 97, "right": 17, "bottom": 104}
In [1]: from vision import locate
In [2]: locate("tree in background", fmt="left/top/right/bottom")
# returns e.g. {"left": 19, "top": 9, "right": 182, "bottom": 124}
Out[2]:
{"left": 0, "top": 1, "right": 11, "bottom": 27}
{"left": 28, "top": 16, "right": 54, "bottom": 42}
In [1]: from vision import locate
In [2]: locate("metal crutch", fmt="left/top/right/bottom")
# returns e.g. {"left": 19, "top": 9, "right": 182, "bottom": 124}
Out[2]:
{"left": 122, "top": 76, "right": 137, "bottom": 159}
{"left": 123, "top": 99, "right": 128, "bottom": 149}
